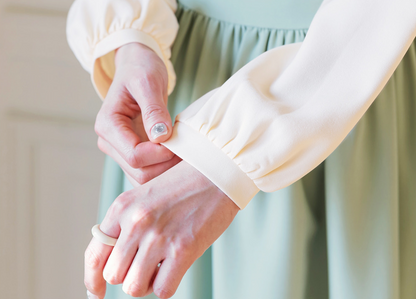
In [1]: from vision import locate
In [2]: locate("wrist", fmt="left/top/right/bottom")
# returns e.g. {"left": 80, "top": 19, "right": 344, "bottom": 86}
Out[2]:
{"left": 115, "top": 42, "right": 158, "bottom": 69}
{"left": 181, "top": 161, "right": 241, "bottom": 214}
{"left": 112, "top": 42, "right": 168, "bottom": 94}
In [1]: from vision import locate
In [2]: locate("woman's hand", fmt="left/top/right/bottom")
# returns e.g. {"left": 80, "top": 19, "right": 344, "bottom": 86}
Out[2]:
{"left": 95, "top": 42, "right": 181, "bottom": 185}
{"left": 84, "top": 161, "right": 239, "bottom": 299}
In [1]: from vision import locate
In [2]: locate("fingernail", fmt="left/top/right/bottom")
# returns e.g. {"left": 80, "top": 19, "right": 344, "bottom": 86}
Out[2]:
{"left": 87, "top": 290, "right": 100, "bottom": 299}
{"left": 151, "top": 123, "right": 168, "bottom": 139}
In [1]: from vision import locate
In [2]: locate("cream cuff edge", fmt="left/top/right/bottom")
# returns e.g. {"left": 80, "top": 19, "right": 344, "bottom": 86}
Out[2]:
{"left": 91, "top": 29, "right": 175, "bottom": 100}
{"left": 162, "top": 122, "right": 259, "bottom": 209}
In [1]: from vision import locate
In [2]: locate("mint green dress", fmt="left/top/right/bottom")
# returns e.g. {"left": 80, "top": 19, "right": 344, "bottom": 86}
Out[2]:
{"left": 98, "top": 0, "right": 416, "bottom": 298}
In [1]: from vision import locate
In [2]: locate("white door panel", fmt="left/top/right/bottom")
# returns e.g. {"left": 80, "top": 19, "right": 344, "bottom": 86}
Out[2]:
{"left": 0, "top": 1, "right": 106, "bottom": 298}
{"left": 0, "top": 7, "right": 99, "bottom": 120}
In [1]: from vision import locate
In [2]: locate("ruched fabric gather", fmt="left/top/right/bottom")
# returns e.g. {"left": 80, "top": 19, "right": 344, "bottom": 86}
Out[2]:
{"left": 97, "top": 2, "right": 416, "bottom": 299}
{"left": 67, "top": 0, "right": 179, "bottom": 98}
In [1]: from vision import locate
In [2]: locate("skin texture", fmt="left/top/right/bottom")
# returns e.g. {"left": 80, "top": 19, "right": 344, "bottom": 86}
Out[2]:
{"left": 84, "top": 161, "right": 239, "bottom": 299}
{"left": 95, "top": 42, "right": 181, "bottom": 185}
{"left": 88, "top": 43, "right": 240, "bottom": 298}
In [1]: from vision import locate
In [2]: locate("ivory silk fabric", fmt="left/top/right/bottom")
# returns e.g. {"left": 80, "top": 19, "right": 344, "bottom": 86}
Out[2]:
{"left": 67, "top": 0, "right": 416, "bottom": 298}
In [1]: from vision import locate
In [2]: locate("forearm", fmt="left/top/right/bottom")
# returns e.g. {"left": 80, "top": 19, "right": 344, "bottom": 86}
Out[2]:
{"left": 66, "top": 0, "right": 179, "bottom": 99}
{"left": 163, "top": 0, "right": 416, "bottom": 209}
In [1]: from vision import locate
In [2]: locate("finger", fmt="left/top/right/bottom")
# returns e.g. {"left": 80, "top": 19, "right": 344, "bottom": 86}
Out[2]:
{"left": 124, "top": 172, "right": 141, "bottom": 188}
{"left": 102, "top": 229, "right": 140, "bottom": 286}
{"left": 95, "top": 91, "right": 144, "bottom": 168}
{"left": 123, "top": 155, "right": 182, "bottom": 185}
{"left": 122, "top": 240, "right": 164, "bottom": 298}
{"left": 85, "top": 214, "right": 122, "bottom": 298}
{"left": 96, "top": 111, "right": 171, "bottom": 168}
{"left": 84, "top": 238, "right": 113, "bottom": 299}
{"left": 127, "top": 76, "right": 172, "bottom": 143}
{"left": 98, "top": 137, "right": 180, "bottom": 183}
{"left": 142, "top": 265, "right": 160, "bottom": 297}
{"left": 140, "top": 155, "right": 183, "bottom": 182}
{"left": 98, "top": 135, "right": 175, "bottom": 169}
{"left": 152, "top": 257, "right": 193, "bottom": 299}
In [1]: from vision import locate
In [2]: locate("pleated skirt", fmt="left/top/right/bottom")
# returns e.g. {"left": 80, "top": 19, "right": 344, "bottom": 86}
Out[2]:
{"left": 99, "top": 1, "right": 416, "bottom": 298}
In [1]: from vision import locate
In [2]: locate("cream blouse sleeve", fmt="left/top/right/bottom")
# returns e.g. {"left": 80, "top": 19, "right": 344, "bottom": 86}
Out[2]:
{"left": 66, "top": 0, "right": 179, "bottom": 99}
{"left": 162, "top": 0, "right": 416, "bottom": 209}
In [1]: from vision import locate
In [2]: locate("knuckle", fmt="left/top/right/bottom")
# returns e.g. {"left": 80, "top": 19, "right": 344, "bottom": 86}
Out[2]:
{"left": 84, "top": 280, "right": 101, "bottom": 295}
{"left": 172, "top": 238, "right": 193, "bottom": 259}
{"left": 108, "top": 194, "right": 130, "bottom": 217}
{"left": 132, "top": 171, "right": 150, "bottom": 185}
{"left": 94, "top": 113, "right": 107, "bottom": 137}
{"left": 154, "top": 286, "right": 175, "bottom": 299}
{"left": 125, "top": 151, "right": 143, "bottom": 168}
{"left": 103, "top": 272, "right": 123, "bottom": 285}
{"left": 146, "top": 230, "right": 166, "bottom": 249}
{"left": 136, "top": 176, "right": 147, "bottom": 185}
{"left": 84, "top": 247, "right": 102, "bottom": 269}
{"left": 124, "top": 281, "right": 147, "bottom": 298}
{"left": 155, "top": 146, "right": 174, "bottom": 162}
{"left": 96, "top": 138, "right": 108, "bottom": 155}
{"left": 130, "top": 207, "right": 155, "bottom": 232}
{"left": 141, "top": 104, "right": 165, "bottom": 122}
{"left": 162, "top": 149, "right": 175, "bottom": 161}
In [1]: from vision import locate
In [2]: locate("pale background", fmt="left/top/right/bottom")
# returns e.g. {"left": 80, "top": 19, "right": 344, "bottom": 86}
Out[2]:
{"left": 0, "top": 0, "right": 106, "bottom": 298}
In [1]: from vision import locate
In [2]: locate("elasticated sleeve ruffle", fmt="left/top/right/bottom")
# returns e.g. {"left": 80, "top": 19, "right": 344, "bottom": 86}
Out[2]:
{"left": 66, "top": 0, "right": 179, "bottom": 99}
{"left": 162, "top": 0, "right": 416, "bottom": 209}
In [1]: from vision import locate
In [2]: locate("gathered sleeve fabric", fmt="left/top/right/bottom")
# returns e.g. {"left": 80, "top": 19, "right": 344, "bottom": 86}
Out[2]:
{"left": 162, "top": 0, "right": 416, "bottom": 209}
{"left": 66, "top": 0, "right": 179, "bottom": 99}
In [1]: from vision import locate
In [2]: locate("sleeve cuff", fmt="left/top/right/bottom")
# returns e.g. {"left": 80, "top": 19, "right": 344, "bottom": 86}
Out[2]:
{"left": 162, "top": 122, "right": 260, "bottom": 209}
{"left": 91, "top": 28, "right": 176, "bottom": 100}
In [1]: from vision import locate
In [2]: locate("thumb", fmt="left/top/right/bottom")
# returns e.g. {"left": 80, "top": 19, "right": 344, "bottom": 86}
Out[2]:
{"left": 130, "top": 81, "right": 172, "bottom": 143}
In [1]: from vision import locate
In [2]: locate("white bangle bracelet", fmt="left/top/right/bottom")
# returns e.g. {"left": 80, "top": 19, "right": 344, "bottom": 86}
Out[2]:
{"left": 91, "top": 224, "right": 118, "bottom": 246}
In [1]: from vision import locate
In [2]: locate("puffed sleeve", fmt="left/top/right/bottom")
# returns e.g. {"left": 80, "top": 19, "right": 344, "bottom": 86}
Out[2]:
{"left": 162, "top": 0, "right": 416, "bottom": 209}
{"left": 66, "top": 0, "right": 179, "bottom": 99}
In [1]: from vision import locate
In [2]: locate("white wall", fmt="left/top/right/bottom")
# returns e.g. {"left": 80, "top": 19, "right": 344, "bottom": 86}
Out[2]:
{"left": 0, "top": 0, "right": 105, "bottom": 298}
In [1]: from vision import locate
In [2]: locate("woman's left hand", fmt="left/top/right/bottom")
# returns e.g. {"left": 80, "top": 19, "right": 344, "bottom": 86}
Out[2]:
{"left": 84, "top": 161, "right": 239, "bottom": 299}
{"left": 95, "top": 42, "right": 182, "bottom": 187}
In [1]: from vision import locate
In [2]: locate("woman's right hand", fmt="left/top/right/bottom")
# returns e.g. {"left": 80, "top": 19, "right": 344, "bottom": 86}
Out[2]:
{"left": 85, "top": 161, "right": 239, "bottom": 299}
{"left": 95, "top": 42, "right": 181, "bottom": 185}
